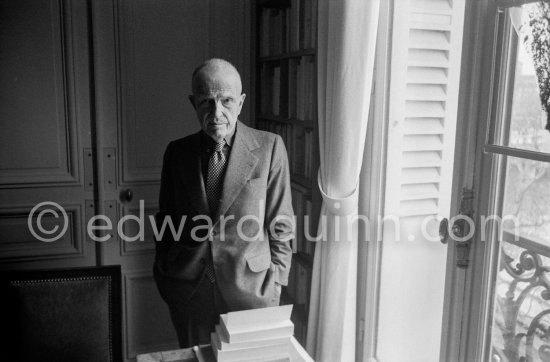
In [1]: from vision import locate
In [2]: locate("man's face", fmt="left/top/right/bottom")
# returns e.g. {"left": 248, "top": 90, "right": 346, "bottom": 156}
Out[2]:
{"left": 190, "top": 68, "right": 246, "bottom": 143}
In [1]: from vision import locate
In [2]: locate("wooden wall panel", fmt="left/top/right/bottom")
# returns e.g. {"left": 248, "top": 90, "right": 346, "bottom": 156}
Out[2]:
{"left": 119, "top": 204, "right": 157, "bottom": 256}
{"left": 115, "top": 0, "right": 252, "bottom": 185}
{"left": 117, "top": 0, "right": 211, "bottom": 184}
{"left": 210, "top": 0, "right": 252, "bottom": 124}
{"left": 100, "top": 2, "right": 252, "bottom": 359}
{"left": 0, "top": 0, "right": 80, "bottom": 187}
{"left": 0, "top": 205, "right": 82, "bottom": 262}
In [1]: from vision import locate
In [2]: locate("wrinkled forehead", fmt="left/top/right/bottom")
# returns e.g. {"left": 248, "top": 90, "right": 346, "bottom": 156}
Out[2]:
{"left": 192, "top": 67, "right": 242, "bottom": 96}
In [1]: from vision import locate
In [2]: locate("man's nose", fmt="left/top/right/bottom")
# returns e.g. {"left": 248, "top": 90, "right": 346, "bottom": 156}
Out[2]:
{"left": 213, "top": 100, "right": 224, "bottom": 117}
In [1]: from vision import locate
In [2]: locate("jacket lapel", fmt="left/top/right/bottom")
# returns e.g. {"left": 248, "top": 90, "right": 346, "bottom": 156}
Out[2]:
{"left": 179, "top": 131, "right": 210, "bottom": 216}
{"left": 215, "top": 121, "right": 259, "bottom": 221}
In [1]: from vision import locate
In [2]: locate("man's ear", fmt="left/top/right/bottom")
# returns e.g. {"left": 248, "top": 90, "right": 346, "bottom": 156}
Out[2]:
{"left": 188, "top": 95, "right": 196, "bottom": 109}
{"left": 236, "top": 93, "right": 246, "bottom": 116}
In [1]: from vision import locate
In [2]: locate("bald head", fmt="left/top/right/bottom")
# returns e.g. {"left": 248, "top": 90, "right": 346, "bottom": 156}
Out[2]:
{"left": 189, "top": 58, "right": 246, "bottom": 143}
{"left": 191, "top": 58, "right": 242, "bottom": 95}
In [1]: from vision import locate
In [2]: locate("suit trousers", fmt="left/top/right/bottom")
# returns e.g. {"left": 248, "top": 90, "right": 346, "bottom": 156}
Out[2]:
{"left": 167, "top": 268, "right": 228, "bottom": 348}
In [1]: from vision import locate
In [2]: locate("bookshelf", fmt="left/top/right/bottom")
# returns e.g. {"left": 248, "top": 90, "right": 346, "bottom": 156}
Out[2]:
{"left": 253, "top": 0, "right": 319, "bottom": 346}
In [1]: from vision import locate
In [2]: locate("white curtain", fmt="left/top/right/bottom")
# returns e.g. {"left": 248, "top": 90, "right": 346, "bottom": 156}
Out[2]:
{"left": 306, "top": 1, "right": 380, "bottom": 361}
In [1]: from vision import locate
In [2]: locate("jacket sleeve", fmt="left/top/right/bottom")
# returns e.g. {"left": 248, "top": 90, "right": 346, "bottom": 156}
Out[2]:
{"left": 265, "top": 135, "right": 294, "bottom": 286}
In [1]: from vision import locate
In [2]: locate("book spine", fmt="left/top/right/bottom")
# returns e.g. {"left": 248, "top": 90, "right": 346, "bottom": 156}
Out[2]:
{"left": 299, "top": 0, "right": 305, "bottom": 50}
{"left": 261, "top": 8, "right": 269, "bottom": 57}
{"left": 280, "top": 62, "right": 289, "bottom": 117}
{"left": 291, "top": 0, "right": 300, "bottom": 52}
{"left": 304, "top": 0, "right": 311, "bottom": 49}
{"left": 310, "top": 0, "right": 317, "bottom": 48}
{"left": 272, "top": 66, "right": 280, "bottom": 116}
{"left": 260, "top": 64, "right": 269, "bottom": 115}
{"left": 285, "top": 8, "right": 290, "bottom": 53}
{"left": 297, "top": 58, "right": 304, "bottom": 120}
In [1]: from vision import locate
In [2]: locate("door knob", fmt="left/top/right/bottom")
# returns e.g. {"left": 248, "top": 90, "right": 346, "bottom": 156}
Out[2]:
{"left": 120, "top": 189, "right": 133, "bottom": 203}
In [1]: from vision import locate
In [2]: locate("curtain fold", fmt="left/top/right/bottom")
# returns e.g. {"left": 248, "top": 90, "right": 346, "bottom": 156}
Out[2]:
{"left": 306, "top": 1, "right": 380, "bottom": 361}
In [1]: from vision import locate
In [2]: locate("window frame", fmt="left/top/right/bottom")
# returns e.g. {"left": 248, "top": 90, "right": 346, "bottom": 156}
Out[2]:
{"left": 446, "top": 1, "right": 550, "bottom": 361}
{"left": 484, "top": 2, "right": 550, "bottom": 164}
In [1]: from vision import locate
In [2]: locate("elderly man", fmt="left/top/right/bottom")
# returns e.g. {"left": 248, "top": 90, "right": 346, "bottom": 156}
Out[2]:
{"left": 154, "top": 58, "right": 294, "bottom": 347}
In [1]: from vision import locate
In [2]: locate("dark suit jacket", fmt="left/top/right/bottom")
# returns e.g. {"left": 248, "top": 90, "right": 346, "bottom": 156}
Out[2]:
{"left": 154, "top": 121, "right": 294, "bottom": 311}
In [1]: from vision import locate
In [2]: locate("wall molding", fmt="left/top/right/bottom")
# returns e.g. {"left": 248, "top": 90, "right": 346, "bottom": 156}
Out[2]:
{"left": 0, "top": 203, "right": 83, "bottom": 263}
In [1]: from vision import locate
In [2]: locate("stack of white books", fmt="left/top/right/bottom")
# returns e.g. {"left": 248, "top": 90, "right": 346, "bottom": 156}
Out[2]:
{"left": 210, "top": 305, "right": 313, "bottom": 362}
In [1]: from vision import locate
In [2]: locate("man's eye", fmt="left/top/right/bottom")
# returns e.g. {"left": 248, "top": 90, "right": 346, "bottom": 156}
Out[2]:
{"left": 222, "top": 98, "right": 233, "bottom": 105}
{"left": 199, "top": 99, "right": 214, "bottom": 107}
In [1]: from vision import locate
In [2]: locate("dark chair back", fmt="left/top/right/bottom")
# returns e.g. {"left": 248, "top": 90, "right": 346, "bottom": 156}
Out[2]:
{"left": 1, "top": 265, "right": 122, "bottom": 362}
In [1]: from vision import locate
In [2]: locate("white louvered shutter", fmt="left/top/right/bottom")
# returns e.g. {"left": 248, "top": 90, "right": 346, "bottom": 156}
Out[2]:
{"left": 384, "top": 0, "right": 465, "bottom": 240}
{"left": 376, "top": 2, "right": 467, "bottom": 360}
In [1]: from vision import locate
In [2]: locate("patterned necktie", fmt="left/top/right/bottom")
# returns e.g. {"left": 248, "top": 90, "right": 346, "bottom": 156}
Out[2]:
{"left": 206, "top": 140, "right": 226, "bottom": 215}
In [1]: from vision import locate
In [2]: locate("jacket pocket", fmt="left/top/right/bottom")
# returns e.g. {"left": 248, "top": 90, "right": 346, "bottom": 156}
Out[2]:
{"left": 246, "top": 251, "right": 271, "bottom": 272}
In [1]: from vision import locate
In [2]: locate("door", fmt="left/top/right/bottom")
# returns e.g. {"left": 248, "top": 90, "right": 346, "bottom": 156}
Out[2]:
{"left": 90, "top": 0, "right": 233, "bottom": 356}
{"left": 90, "top": 1, "right": 210, "bottom": 357}
{"left": 91, "top": 0, "right": 251, "bottom": 359}
{"left": 441, "top": 1, "right": 550, "bottom": 361}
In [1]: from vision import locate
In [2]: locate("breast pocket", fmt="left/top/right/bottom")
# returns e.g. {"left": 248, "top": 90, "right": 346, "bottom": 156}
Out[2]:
{"left": 246, "top": 177, "right": 265, "bottom": 189}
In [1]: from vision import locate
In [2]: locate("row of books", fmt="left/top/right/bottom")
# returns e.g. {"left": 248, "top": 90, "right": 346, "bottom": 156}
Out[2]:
{"left": 260, "top": 56, "right": 316, "bottom": 121}
{"left": 210, "top": 305, "right": 313, "bottom": 361}
{"left": 256, "top": 120, "right": 315, "bottom": 181}
{"left": 291, "top": 56, "right": 316, "bottom": 121}
{"left": 259, "top": 0, "right": 318, "bottom": 57}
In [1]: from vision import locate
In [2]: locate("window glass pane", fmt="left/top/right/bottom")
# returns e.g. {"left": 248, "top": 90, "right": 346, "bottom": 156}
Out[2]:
{"left": 502, "top": 156, "right": 550, "bottom": 245}
{"left": 506, "top": 38, "right": 550, "bottom": 153}
{"left": 490, "top": 240, "right": 550, "bottom": 362}
{"left": 489, "top": 155, "right": 550, "bottom": 361}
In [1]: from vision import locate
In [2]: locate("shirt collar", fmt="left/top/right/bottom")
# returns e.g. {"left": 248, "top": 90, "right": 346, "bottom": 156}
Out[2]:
{"left": 202, "top": 122, "right": 237, "bottom": 148}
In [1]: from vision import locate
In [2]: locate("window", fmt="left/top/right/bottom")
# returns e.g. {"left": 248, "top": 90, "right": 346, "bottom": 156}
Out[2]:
{"left": 483, "top": 3, "right": 550, "bottom": 361}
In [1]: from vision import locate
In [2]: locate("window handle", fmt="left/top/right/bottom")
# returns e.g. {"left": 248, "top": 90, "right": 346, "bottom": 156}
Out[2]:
{"left": 439, "top": 218, "right": 450, "bottom": 244}
{"left": 440, "top": 188, "right": 475, "bottom": 269}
